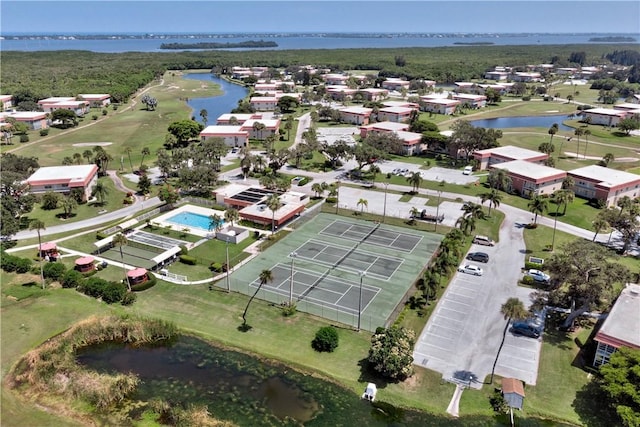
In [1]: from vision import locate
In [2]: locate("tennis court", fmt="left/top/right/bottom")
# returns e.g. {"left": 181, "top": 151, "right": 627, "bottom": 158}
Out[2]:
{"left": 319, "top": 219, "right": 422, "bottom": 252}
{"left": 226, "top": 212, "right": 443, "bottom": 331}
{"left": 99, "top": 244, "right": 160, "bottom": 270}
{"left": 127, "top": 230, "right": 187, "bottom": 250}
{"left": 249, "top": 263, "right": 379, "bottom": 315}
{"left": 294, "top": 239, "right": 402, "bottom": 280}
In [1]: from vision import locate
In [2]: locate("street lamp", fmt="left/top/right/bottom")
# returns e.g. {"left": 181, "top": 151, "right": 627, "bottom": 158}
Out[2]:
{"left": 225, "top": 240, "right": 230, "bottom": 292}
{"left": 289, "top": 251, "right": 297, "bottom": 304}
{"left": 382, "top": 182, "right": 389, "bottom": 223}
{"left": 358, "top": 271, "right": 366, "bottom": 332}
{"left": 434, "top": 190, "right": 442, "bottom": 232}
{"left": 468, "top": 374, "right": 475, "bottom": 389}
{"left": 335, "top": 180, "right": 341, "bottom": 215}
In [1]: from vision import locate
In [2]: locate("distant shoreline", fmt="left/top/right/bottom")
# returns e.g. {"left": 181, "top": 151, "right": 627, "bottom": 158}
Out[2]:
{"left": 160, "top": 40, "right": 278, "bottom": 49}
{"left": 588, "top": 36, "right": 636, "bottom": 42}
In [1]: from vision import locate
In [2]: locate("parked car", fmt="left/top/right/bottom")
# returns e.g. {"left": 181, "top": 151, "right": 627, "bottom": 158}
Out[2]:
{"left": 466, "top": 252, "right": 489, "bottom": 263}
{"left": 511, "top": 321, "right": 541, "bottom": 338}
{"left": 526, "top": 269, "right": 550, "bottom": 284}
{"left": 462, "top": 166, "right": 473, "bottom": 175}
{"left": 472, "top": 235, "right": 495, "bottom": 246}
{"left": 458, "top": 264, "right": 483, "bottom": 276}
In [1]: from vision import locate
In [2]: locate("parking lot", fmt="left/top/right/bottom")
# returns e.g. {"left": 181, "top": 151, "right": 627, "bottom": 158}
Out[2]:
{"left": 413, "top": 216, "right": 543, "bottom": 387}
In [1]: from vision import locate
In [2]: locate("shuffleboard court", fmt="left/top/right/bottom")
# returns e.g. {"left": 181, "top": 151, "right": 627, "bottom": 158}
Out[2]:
{"left": 294, "top": 239, "right": 402, "bottom": 280}
{"left": 248, "top": 264, "right": 380, "bottom": 316}
{"left": 127, "top": 230, "right": 188, "bottom": 250}
{"left": 319, "top": 219, "right": 422, "bottom": 252}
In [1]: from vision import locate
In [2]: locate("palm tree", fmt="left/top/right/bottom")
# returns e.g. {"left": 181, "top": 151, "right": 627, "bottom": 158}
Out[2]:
{"left": 602, "top": 153, "right": 615, "bottom": 167}
{"left": 406, "top": 171, "right": 423, "bottom": 193}
{"left": 573, "top": 128, "right": 584, "bottom": 159}
{"left": 480, "top": 189, "right": 502, "bottom": 217}
{"left": 562, "top": 176, "right": 575, "bottom": 191}
{"left": 583, "top": 129, "right": 591, "bottom": 159}
{"left": 72, "top": 152, "right": 83, "bottom": 165}
{"left": 490, "top": 298, "right": 528, "bottom": 382}
{"left": 461, "top": 202, "right": 485, "bottom": 220}
{"left": 266, "top": 193, "right": 281, "bottom": 235}
{"left": 209, "top": 213, "right": 223, "bottom": 233}
{"left": 617, "top": 195, "right": 633, "bottom": 218}
{"left": 253, "top": 155, "right": 266, "bottom": 173}
{"left": 82, "top": 149, "right": 93, "bottom": 164}
{"left": 548, "top": 123, "right": 558, "bottom": 144}
{"left": 30, "top": 219, "right": 46, "bottom": 289}
{"left": 92, "top": 180, "right": 109, "bottom": 205}
{"left": 252, "top": 121, "right": 266, "bottom": 140}
{"left": 124, "top": 147, "right": 134, "bottom": 173}
{"left": 455, "top": 215, "right": 476, "bottom": 236}
{"left": 224, "top": 207, "right": 239, "bottom": 227}
{"left": 199, "top": 109, "right": 208, "bottom": 126}
{"left": 591, "top": 217, "right": 609, "bottom": 242}
{"left": 242, "top": 269, "right": 273, "bottom": 327}
{"left": 488, "top": 168, "right": 511, "bottom": 191}
{"left": 112, "top": 233, "right": 131, "bottom": 291}
{"left": 140, "top": 147, "right": 150, "bottom": 170}
{"left": 528, "top": 195, "right": 548, "bottom": 224}
{"left": 368, "top": 164, "right": 381, "bottom": 181}
{"left": 357, "top": 198, "right": 368, "bottom": 215}
{"left": 311, "top": 182, "right": 325, "bottom": 198}
{"left": 61, "top": 196, "right": 78, "bottom": 219}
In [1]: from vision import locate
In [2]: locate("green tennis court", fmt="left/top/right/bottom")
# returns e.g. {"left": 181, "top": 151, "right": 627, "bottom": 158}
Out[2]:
{"left": 225, "top": 212, "right": 443, "bottom": 331}
{"left": 99, "top": 245, "right": 158, "bottom": 270}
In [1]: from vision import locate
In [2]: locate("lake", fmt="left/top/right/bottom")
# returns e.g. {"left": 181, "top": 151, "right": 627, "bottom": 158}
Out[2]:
{"left": 470, "top": 114, "right": 574, "bottom": 131}
{"left": 183, "top": 73, "right": 249, "bottom": 125}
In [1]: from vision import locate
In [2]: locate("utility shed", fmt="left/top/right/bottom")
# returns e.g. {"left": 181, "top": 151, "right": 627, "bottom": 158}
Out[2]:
{"left": 501, "top": 378, "right": 525, "bottom": 410}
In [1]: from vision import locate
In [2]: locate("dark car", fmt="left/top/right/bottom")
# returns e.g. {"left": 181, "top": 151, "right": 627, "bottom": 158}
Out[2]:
{"left": 466, "top": 252, "right": 489, "bottom": 263}
{"left": 511, "top": 322, "right": 541, "bottom": 339}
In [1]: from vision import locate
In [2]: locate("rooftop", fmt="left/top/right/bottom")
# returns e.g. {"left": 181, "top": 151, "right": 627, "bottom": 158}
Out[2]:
{"left": 27, "top": 165, "right": 97, "bottom": 183}
{"left": 362, "top": 121, "right": 409, "bottom": 131}
{"left": 584, "top": 108, "right": 627, "bottom": 116}
{"left": 595, "top": 284, "right": 640, "bottom": 349}
{"left": 200, "top": 125, "right": 246, "bottom": 135}
{"left": 569, "top": 165, "right": 640, "bottom": 187}
{"left": 493, "top": 160, "right": 565, "bottom": 180}
{"left": 340, "top": 106, "right": 373, "bottom": 115}
{"left": 475, "top": 145, "right": 547, "bottom": 159}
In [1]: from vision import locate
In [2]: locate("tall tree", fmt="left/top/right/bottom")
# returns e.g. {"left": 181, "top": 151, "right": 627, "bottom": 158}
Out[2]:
{"left": 208, "top": 213, "right": 223, "bottom": 233}
{"left": 488, "top": 168, "right": 511, "bottom": 191}
{"left": 140, "top": 147, "right": 150, "bottom": 169}
{"left": 92, "top": 180, "right": 109, "bottom": 205}
{"left": 224, "top": 207, "right": 239, "bottom": 227}
{"left": 112, "top": 233, "right": 131, "bottom": 291}
{"left": 456, "top": 215, "right": 476, "bottom": 236}
{"left": 583, "top": 129, "right": 591, "bottom": 159}
{"left": 490, "top": 298, "right": 528, "bottom": 382}
{"left": 528, "top": 195, "right": 548, "bottom": 224}
{"left": 367, "top": 327, "right": 416, "bottom": 380}
{"left": 242, "top": 269, "right": 273, "bottom": 327}
{"left": 599, "top": 347, "right": 640, "bottom": 427}
{"left": 61, "top": 196, "right": 78, "bottom": 219}
{"left": 548, "top": 123, "right": 559, "bottom": 144}
{"left": 357, "top": 198, "right": 368, "bottom": 214}
{"left": 199, "top": 109, "right": 208, "bottom": 126}
{"left": 573, "top": 128, "right": 584, "bottom": 159}
{"left": 591, "top": 216, "right": 609, "bottom": 242}
{"left": 480, "top": 189, "right": 502, "bottom": 217}
{"left": 406, "top": 171, "right": 423, "bottom": 193}
{"left": 30, "top": 219, "right": 46, "bottom": 289}
{"left": 461, "top": 202, "right": 485, "bottom": 220}
{"left": 124, "top": 147, "right": 134, "bottom": 173}
{"left": 266, "top": 193, "right": 281, "bottom": 235}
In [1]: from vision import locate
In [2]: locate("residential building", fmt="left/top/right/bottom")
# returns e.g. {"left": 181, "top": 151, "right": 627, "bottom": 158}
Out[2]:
{"left": 26, "top": 164, "right": 99, "bottom": 201}
{"left": 484, "top": 71, "right": 510, "bottom": 81}
{"left": 582, "top": 108, "right": 632, "bottom": 127}
{"left": 568, "top": 165, "right": 640, "bottom": 207}
{"left": 326, "top": 86, "right": 358, "bottom": 101}
{"left": 419, "top": 97, "right": 461, "bottom": 115}
{"left": 199, "top": 125, "right": 248, "bottom": 148}
{"left": 240, "top": 118, "right": 281, "bottom": 140}
{"left": 381, "top": 78, "right": 410, "bottom": 91}
{"left": 454, "top": 82, "right": 476, "bottom": 92}
{"left": 339, "top": 106, "right": 373, "bottom": 125}
{"left": 0, "top": 95, "right": 14, "bottom": 111}
{"left": 491, "top": 160, "right": 566, "bottom": 197}
{"left": 473, "top": 146, "right": 548, "bottom": 170}
{"left": 377, "top": 106, "right": 414, "bottom": 123}
{"left": 382, "top": 100, "right": 419, "bottom": 110}
{"left": 249, "top": 96, "right": 279, "bottom": 111}
{"left": 593, "top": 284, "right": 640, "bottom": 367}
{"left": 452, "top": 93, "right": 487, "bottom": 109}
{"left": 394, "top": 130, "right": 424, "bottom": 156}
{"left": 216, "top": 113, "right": 263, "bottom": 125}
{"left": 359, "top": 121, "right": 409, "bottom": 138}
{"left": 39, "top": 98, "right": 89, "bottom": 117}
{"left": 613, "top": 103, "right": 640, "bottom": 113}
{"left": 0, "top": 111, "right": 50, "bottom": 130}
{"left": 511, "top": 72, "right": 541, "bottom": 82}
{"left": 78, "top": 94, "right": 111, "bottom": 108}
{"left": 322, "top": 74, "right": 349, "bottom": 85}
{"left": 357, "top": 88, "right": 389, "bottom": 102}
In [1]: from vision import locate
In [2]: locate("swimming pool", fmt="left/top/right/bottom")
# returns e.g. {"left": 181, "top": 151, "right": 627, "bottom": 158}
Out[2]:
{"left": 167, "top": 211, "right": 224, "bottom": 232}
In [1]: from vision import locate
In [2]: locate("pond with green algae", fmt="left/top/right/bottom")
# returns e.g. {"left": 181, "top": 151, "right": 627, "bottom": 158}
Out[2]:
{"left": 75, "top": 334, "right": 561, "bottom": 426}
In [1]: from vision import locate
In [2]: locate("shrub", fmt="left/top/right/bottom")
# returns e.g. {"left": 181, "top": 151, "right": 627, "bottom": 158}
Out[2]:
{"left": 0, "top": 253, "right": 17, "bottom": 272}
{"left": 524, "top": 261, "right": 544, "bottom": 270}
{"left": 325, "top": 197, "right": 337, "bottom": 204}
{"left": 522, "top": 95, "right": 531, "bottom": 101}
{"left": 311, "top": 326, "right": 339, "bottom": 352}
{"left": 101, "top": 281, "right": 127, "bottom": 304}
{"left": 96, "top": 232, "right": 108, "bottom": 240}
{"left": 121, "top": 292, "right": 137, "bottom": 306}
{"left": 102, "top": 109, "right": 108, "bottom": 116}
{"left": 61, "top": 270, "right": 84, "bottom": 289}
{"left": 39, "top": 128, "right": 49, "bottom": 136}
{"left": 43, "top": 262, "right": 67, "bottom": 281}
{"left": 298, "top": 177, "right": 310, "bottom": 186}
{"left": 280, "top": 302, "right": 297, "bottom": 317}
{"left": 131, "top": 275, "right": 157, "bottom": 291}
{"left": 210, "top": 262, "right": 223, "bottom": 272}
{"left": 92, "top": 115, "right": 98, "bottom": 121}
{"left": 521, "top": 275, "right": 536, "bottom": 286}
{"left": 179, "top": 245, "right": 189, "bottom": 255}
{"left": 19, "top": 134, "right": 29, "bottom": 143}
{"left": 179, "top": 255, "right": 197, "bottom": 265}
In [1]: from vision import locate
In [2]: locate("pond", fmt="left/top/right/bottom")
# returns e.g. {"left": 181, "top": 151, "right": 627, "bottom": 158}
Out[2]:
{"left": 75, "top": 334, "right": 496, "bottom": 426}
{"left": 183, "top": 73, "right": 250, "bottom": 125}
{"left": 470, "top": 114, "right": 574, "bottom": 131}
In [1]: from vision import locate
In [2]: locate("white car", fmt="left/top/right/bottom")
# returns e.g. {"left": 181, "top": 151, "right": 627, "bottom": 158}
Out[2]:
{"left": 463, "top": 166, "right": 473, "bottom": 175}
{"left": 458, "top": 264, "right": 484, "bottom": 276}
{"left": 526, "top": 269, "right": 550, "bottom": 283}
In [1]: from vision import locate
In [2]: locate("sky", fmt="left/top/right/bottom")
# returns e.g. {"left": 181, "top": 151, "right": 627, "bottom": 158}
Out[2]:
{"left": 1, "top": 1, "right": 639, "bottom": 35}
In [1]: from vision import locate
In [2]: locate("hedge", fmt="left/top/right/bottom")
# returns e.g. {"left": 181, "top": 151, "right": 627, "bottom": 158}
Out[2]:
{"left": 524, "top": 261, "right": 544, "bottom": 270}
{"left": 298, "top": 177, "right": 310, "bottom": 186}
{"left": 0, "top": 253, "right": 33, "bottom": 274}
{"left": 131, "top": 275, "right": 157, "bottom": 292}
{"left": 43, "top": 262, "right": 67, "bottom": 281}
{"left": 179, "top": 255, "right": 197, "bottom": 265}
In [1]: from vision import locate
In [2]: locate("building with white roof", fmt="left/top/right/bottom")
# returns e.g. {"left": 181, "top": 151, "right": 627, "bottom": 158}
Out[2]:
{"left": 419, "top": 97, "right": 461, "bottom": 115}
{"left": 491, "top": 160, "right": 566, "bottom": 197}
{"left": 613, "top": 103, "right": 640, "bottom": 113}
{"left": 357, "top": 88, "right": 388, "bottom": 102}
{"left": 359, "top": 121, "right": 409, "bottom": 138}
{"left": 26, "top": 164, "right": 99, "bottom": 201}
{"left": 473, "top": 146, "right": 549, "bottom": 170}
{"left": 452, "top": 93, "right": 487, "bottom": 109}
{"left": 199, "top": 125, "right": 248, "bottom": 148}
{"left": 581, "top": 108, "right": 630, "bottom": 127}
{"left": 339, "top": 106, "right": 373, "bottom": 125}
{"left": 78, "top": 94, "right": 111, "bottom": 107}
{"left": 0, "top": 111, "right": 50, "bottom": 130}
{"left": 326, "top": 86, "right": 358, "bottom": 101}
{"left": 377, "top": 106, "right": 414, "bottom": 123}
{"left": 322, "top": 74, "right": 349, "bottom": 85}
{"left": 240, "top": 118, "right": 281, "bottom": 140}
{"left": 249, "top": 96, "right": 278, "bottom": 111}
{"left": 381, "top": 78, "right": 410, "bottom": 91}
{"left": 593, "top": 284, "right": 640, "bottom": 367}
{"left": 394, "top": 130, "right": 424, "bottom": 156}
{"left": 216, "top": 113, "right": 263, "bottom": 125}
{"left": 0, "top": 95, "right": 13, "bottom": 111}
{"left": 568, "top": 165, "right": 640, "bottom": 207}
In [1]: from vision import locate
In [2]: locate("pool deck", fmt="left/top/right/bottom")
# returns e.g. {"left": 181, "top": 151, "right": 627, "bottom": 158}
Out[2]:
{"left": 152, "top": 204, "right": 226, "bottom": 237}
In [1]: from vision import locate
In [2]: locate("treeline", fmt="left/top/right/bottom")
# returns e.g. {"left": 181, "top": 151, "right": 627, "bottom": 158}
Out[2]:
{"left": 160, "top": 40, "right": 278, "bottom": 49}
{"left": 2, "top": 44, "right": 639, "bottom": 103}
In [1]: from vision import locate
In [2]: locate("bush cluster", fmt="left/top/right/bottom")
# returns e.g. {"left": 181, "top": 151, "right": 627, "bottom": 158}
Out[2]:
{"left": 311, "top": 326, "right": 339, "bottom": 352}
{"left": 524, "top": 261, "right": 544, "bottom": 270}
{"left": 0, "top": 252, "right": 33, "bottom": 273}
{"left": 78, "top": 277, "right": 128, "bottom": 304}
{"left": 179, "top": 255, "right": 197, "bottom": 265}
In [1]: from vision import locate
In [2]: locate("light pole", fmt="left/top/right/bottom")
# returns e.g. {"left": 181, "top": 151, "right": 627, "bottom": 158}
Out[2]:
{"left": 289, "top": 251, "right": 297, "bottom": 304}
{"left": 358, "top": 271, "right": 366, "bottom": 332}
{"left": 382, "top": 182, "right": 389, "bottom": 223}
{"left": 434, "top": 190, "right": 442, "bottom": 232}
{"left": 551, "top": 203, "right": 560, "bottom": 252}
{"left": 335, "top": 180, "right": 340, "bottom": 215}
{"left": 468, "top": 374, "right": 475, "bottom": 389}
{"left": 225, "top": 240, "right": 230, "bottom": 292}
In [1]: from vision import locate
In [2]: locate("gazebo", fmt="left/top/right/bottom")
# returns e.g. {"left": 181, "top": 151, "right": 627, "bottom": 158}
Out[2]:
{"left": 74, "top": 256, "right": 95, "bottom": 273}
{"left": 127, "top": 268, "right": 149, "bottom": 286}
{"left": 38, "top": 242, "right": 59, "bottom": 261}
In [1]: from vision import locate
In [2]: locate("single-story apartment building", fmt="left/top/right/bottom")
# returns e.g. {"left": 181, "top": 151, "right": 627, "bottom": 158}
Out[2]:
{"left": 339, "top": 106, "right": 373, "bottom": 125}
{"left": 26, "top": 164, "right": 99, "bottom": 201}
{"left": 484, "top": 71, "right": 510, "bottom": 81}
{"left": 359, "top": 121, "right": 409, "bottom": 138}
{"left": 382, "top": 100, "right": 420, "bottom": 110}
{"left": 0, "top": 111, "right": 50, "bottom": 130}
{"left": 326, "top": 86, "right": 358, "bottom": 101}
{"left": 381, "top": 78, "right": 410, "bottom": 91}
{"left": 568, "top": 165, "right": 640, "bottom": 207}
{"left": 199, "top": 125, "right": 248, "bottom": 148}
{"left": 357, "top": 88, "right": 389, "bottom": 102}
{"left": 581, "top": 108, "right": 630, "bottom": 127}
{"left": 491, "top": 160, "right": 566, "bottom": 198}
{"left": 612, "top": 103, "right": 640, "bottom": 113}
{"left": 419, "top": 97, "right": 461, "bottom": 115}
{"left": 322, "top": 74, "right": 349, "bottom": 85}
{"left": 249, "top": 96, "right": 279, "bottom": 111}
{"left": 216, "top": 113, "right": 263, "bottom": 125}
{"left": 511, "top": 72, "right": 541, "bottom": 82}
{"left": 240, "top": 118, "right": 281, "bottom": 140}
{"left": 473, "top": 146, "right": 549, "bottom": 170}
{"left": 78, "top": 94, "right": 111, "bottom": 108}
{"left": 0, "top": 95, "right": 14, "bottom": 111}
{"left": 377, "top": 106, "right": 414, "bottom": 123}
{"left": 452, "top": 93, "right": 487, "bottom": 109}
{"left": 593, "top": 284, "right": 640, "bottom": 367}
{"left": 39, "top": 98, "right": 90, "bottom": 117}
{"left": 395, "top": 131, "right": 424, "bottom": 156}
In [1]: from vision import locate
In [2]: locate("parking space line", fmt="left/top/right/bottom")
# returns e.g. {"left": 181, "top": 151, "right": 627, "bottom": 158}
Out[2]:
{"left": 423, "top": 330, "right": 456, "bottom": 342}
{"left": 417, "top": 342, "right": 456, "bottom": 356}
{"left": 429, "top": 321, "right": 463, "bottom": 334}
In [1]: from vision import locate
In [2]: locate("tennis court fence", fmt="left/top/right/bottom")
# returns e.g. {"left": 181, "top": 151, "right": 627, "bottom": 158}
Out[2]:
{"left": 127, "top": 239, "right": 165, "bottom": 254}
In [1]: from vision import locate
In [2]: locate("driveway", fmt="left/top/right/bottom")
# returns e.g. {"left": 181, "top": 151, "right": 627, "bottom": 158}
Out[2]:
{"left": 413, "top": 209, "right": 543, "bottom": 387}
